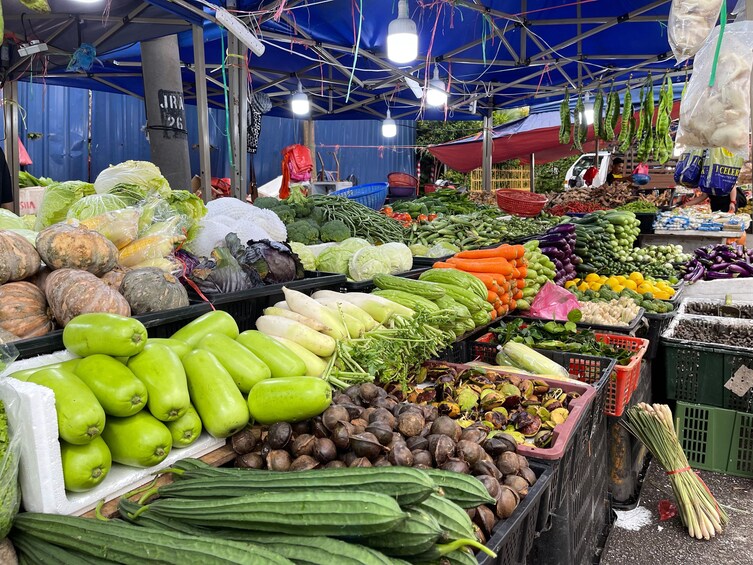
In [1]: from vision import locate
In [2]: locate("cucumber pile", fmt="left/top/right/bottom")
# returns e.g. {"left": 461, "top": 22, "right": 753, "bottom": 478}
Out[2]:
{"left": 9, "top": 465, "right": 498, "bottom": 564}
{"left": 572, "top": 211, "right": 641, "bottom": 275}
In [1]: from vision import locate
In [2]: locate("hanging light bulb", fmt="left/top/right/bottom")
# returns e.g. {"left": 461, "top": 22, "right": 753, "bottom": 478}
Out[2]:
{"left": 382, "top": 108, "right": 397, "bottom": 138}
{"left": 290, "top": 81, "right": 310, "bottom": 115}
{"left": 426, "top": 67, "right": 447, "bottom": 107}
{"left": 387, "top": 0, "right": 418, "bottom": 64}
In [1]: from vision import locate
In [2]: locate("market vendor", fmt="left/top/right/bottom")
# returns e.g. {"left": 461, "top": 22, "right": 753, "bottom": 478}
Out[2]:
{"left": 682, "top": 186, "right": 743, "bottom": 213}
{"left": 606, "top": 157, "right": 626, "bottom": 186}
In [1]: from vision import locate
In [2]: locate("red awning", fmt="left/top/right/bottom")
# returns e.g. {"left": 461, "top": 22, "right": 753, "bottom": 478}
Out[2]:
{"left": 428, "top": 102, "right": 681, "bottom": 171}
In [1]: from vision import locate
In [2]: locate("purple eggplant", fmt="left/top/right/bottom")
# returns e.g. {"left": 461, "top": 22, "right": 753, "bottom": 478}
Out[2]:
{"left": 708, "top": 262, "right": 731, "bottom": 271}
{"left": 733, "top": 261, "right": 753, "bottom": 276}
{"left": 706, "top": 270, "right": 735, "bottom": 279}
{"left": 726, "top": 264, "right": 750, "bottom": 276}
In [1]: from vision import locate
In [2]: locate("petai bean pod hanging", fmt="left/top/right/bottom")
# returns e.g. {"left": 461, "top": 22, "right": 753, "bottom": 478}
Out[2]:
{"left": 559, "top": 88, "right": 571, "bottom": 145}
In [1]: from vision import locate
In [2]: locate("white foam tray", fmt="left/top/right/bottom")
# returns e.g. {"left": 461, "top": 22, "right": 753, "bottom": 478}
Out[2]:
{"left": 0, "top": 351, "right": 225, "bottom": 516}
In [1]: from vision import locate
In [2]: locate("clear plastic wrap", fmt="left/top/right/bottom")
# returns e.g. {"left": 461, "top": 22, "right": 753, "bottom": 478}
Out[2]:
{"left": 79, "top": 208, "right": 141, "bottom": 250}
{"left": 669, "top": 0, "right": 724, "bottom": 63}
{"left": 676, "top": 21, "right": 753, "bottom": 155}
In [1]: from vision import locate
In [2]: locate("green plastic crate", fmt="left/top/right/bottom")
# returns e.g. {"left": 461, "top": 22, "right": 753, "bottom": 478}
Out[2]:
{"left": 663, "top": 342, "right": 753, "bottom": 413}
{"left": 675, "top": 402, "right": 753, "bottom": 478}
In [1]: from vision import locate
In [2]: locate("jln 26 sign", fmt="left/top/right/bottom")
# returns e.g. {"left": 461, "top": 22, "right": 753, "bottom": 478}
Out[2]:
{"left": 158, "top": 89, "right": 187, "bottom": 139}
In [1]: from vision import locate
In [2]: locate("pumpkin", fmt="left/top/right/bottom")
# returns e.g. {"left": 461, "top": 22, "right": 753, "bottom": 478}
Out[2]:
{"left": 36, "top": 224, "right": 118, "bottom": 276}
{"left": 31, "top": 266, "right": 52, "bottom": 293}
{"left": 101, "top": 268, "right": 129, "bottom": 291}
{"left": 0, "top": 230, "right": 42, "bottom": 284}
{"left": 0, "top": 282, "right": 55, "bottom": 339}
{"left": 119, "top": 267, "right": 189, "bottom": 315}
{"left": 45, "top": 269, "right": 130, "bottom": 327}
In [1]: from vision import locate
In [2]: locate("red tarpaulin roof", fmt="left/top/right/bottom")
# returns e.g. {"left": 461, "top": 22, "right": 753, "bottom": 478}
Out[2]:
{"left": 428, "top": 102, "right": 681, "bottom": 172}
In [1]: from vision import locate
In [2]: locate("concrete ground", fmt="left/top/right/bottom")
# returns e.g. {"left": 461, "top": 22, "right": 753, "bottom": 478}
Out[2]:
{"left": 602, "top": 462, "right": 753, "bottom": 565}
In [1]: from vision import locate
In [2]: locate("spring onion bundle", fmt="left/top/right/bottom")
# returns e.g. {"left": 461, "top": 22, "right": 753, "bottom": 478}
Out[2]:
{"left": 622, "top": 403, "right": 728, "bottom": 540}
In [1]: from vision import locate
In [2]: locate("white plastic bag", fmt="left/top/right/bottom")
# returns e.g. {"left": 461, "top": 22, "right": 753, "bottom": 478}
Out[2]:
{"left": 669, "top": 0, "right": 724, "bottom": 63}
{"left": 676, "top": 21, "right": 753, "bottom": 155}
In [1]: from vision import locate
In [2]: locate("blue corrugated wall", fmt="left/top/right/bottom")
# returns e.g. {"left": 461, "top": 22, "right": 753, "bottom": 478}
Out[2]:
{"left": 10, "top": 82, "right": 416, "bottom": 187}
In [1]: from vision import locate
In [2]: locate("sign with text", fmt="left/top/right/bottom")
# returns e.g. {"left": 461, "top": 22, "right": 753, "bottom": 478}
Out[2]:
{"left": 158, "top": 89, "right": 187, "bottom": 139}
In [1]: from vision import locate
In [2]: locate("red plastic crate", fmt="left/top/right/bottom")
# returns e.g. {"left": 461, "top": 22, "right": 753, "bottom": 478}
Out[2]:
{"left": 594, "top": 333, "right": 649, "bottom": 407}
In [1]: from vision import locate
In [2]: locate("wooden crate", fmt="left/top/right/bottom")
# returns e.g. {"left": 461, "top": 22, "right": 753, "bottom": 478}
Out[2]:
{"left": 470, "top": 164, "right": 531, "bottom": 192}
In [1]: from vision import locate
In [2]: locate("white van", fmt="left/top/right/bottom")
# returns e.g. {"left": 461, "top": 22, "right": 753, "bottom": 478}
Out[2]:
{"left": 564, "top": 151, "right": 611, "bottom": 189}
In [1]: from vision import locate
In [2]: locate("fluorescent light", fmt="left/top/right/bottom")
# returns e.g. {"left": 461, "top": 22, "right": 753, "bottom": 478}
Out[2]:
{"left": 426, "top": 67, "right": 447, "bottom": 107}
{"left": 382, "top": 109, "right": 397, "bottom": 138}
{"left": 387, "top": 0, "right": 418, "bottom": 64}
{"left": 291, "top": 81, "right": 310, "bottom": 115}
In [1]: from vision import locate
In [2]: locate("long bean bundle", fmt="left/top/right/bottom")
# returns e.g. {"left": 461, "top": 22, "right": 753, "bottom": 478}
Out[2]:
{"left": 622, "top": 403, "right": 728, "bottom": 540}
{"left": 310, "top": 196, "right": 407, "bottom": 244}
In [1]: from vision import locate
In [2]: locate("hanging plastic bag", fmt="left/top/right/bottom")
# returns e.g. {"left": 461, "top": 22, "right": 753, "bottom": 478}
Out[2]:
{"left": 633, "top": 163, "right": 649, "bottom": 176}
{"left": 674, "top": 149, "right": 705, "bottom": 188}
{"left": 0, "top": 343, "right": 21, "bottom": 538}
{"left": 668, "top": 0, "right": 725, "bottom": 63}
{"left": 529, "top": 282, "right": 580, "bottom": 321}
{"left": 699, "top": 147, "right": 744, "bottom": 195}
{"left": 676, "top": 21, "right": 753, "bottom": 155}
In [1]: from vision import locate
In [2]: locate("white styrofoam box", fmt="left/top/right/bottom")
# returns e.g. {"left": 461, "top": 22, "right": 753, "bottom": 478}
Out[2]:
{"left": 0, "top": 351, "right": 224, "bottom": 516}
{"left": 682, "top": 279, "right": 753, "bottom": 300}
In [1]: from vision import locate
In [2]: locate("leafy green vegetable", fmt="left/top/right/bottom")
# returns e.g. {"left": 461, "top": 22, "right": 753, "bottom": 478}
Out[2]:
{"left": 18, "top": 171, "right": 53, "bottom": 188}
{"left": 94, "top": 160, "right": 170, "bottom": 197}
{"left": 66, "top": 193, "right": 128, "bottom": 221}
{"left": 338, "top": 237, "right": 371, "bottom": 252}
{"left": 315, "top": 245, "right": 354, "bottom": 275}
{"left": 289, "top": 242, "right": 316, "bottom": 271}
{"left": 164, "top": 190, "right": 207, "bottom": 242}
{"left": 348, "top": 246, "right": 393, "bottom": 282}
{"left": 0, "top": 209, "right": 24, "bottom": 230}
{"left": 108, "top": 183, "right": 148, "bottom": 205}
{"left": 252, "top": 197, "right": 282, "bottom": 210}
{"left": 34, "top": 181, "right": 96, "bottom": 229}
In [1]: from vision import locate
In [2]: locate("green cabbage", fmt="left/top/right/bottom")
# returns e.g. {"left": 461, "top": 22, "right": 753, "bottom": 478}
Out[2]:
{"left": 378, "top": 242, "right": 413, "bottom": 273}
{"left": 316, "top": 245, "right": 354, "bottom": 275}
{"left": 0, "top": 209, "right": 24, "bottom": 230}
{"left": 94, "top": 160, "right": 170, "bottom": 197}
{"left": 35, "top": 181, "right": 96, "bottom": 230}
{"left": 164, "top": 190, "right": 207, "bottom": 242}
{"left": 108, "top": 183, "right": 148, "bottom": 205}
{"left": 66, "top": 194, "right": 128, "bottom": 221}
{"left": 289, "top": 242, "right": 316, "bottom": 271}
{"left": 348, "top": 246, "right": 393, "bottom": 281}
{"left": 338, "top": 238, "right": 371, "bottom": 253}
{"left": 427, "top": 241, "right": 460, "bottom": 258}
{"left": 409, "top": 243, "right": 430, "bottom": 257}
{"left": 21, "top": 215, "right": 36, "bottom": 230}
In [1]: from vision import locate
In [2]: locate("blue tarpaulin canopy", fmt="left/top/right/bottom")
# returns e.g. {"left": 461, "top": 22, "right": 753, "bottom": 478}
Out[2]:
{"left": 3, "top": 1, "right": 730, "bottom": 120}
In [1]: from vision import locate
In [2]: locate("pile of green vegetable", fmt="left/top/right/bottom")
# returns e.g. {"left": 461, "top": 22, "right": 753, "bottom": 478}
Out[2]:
{"left": 568, "top": 285, "right": 675, "bottom": 314}
{"left": 408, "top": 210, "right": 562, "bottom": 254}
{"left": 10, "top": 461, "right": 497, "bottom": 564}
{"left": 389, "top": 189, "right": 485, "bottom": 218}
{"left": 617, "top": 201, "right": 659, "bottom": 213}
{"left": 572, "top": 210, "right": 641, "bottom": 275}
{"left": 492, "top": 319, "right": 636, "bottom": 365}
{"left": 255, "top": 189, "right": 406, "bottom": 245}
{"left": 298, "top": 238, "right": 414, "bottom": 282}
{"left": 518, "top": 240, "right": 557, "bottom": 310}
{"left": 0, "top": 399, "right": 20, "bottom": 538}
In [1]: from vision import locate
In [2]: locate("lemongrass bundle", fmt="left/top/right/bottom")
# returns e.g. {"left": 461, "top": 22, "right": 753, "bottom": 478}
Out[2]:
{"left": 622, "top": 403, "right": 728, "bottom": 540}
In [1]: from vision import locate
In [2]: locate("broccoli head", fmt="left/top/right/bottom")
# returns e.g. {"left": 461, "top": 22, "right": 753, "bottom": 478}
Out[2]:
{"left": 272, "top": 204, "right": 296, "bottom": 225}
{"left": 320, "top": 220, "right": 351, "bottom": 243}
{"left": 287, "top": 219, "right": 320, "bottom": 245}
{"left": 252, "top": 196, "right": 281, "bottom": 210}
{"left": 310, "top": 206, "right": 327, "bottom": 226}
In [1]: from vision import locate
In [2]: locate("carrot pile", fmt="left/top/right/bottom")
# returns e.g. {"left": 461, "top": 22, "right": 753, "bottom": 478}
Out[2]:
{"left": 433, "top": 244, "right": 527, "bottom": 318}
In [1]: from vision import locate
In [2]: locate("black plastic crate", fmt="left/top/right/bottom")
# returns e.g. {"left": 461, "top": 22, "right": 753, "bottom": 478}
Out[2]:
{"left": 530, "top": 420, "right": 610, "bottom": 565}
{"left": 478, "top": 461, "right": 553, "bottom": 565}
{"left": 12, "top": 303, "right": 214, "bottom": 359}
{"left": 635, "top": 212, "right": 657, "bottom": 235}
{"left": 636, "top": 311, "right": 676, "bottom": 361}
{"left": 199, "top": 272, "right": 347, "bottom": 332}
{"left": 411, "top": 255, "right": 449, "bottom": 267}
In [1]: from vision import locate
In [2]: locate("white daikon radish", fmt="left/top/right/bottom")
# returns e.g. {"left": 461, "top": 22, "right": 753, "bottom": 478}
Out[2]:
{"left": 273, "top": 301, "right": 290, "bottom": 310}
{"left": 282, "top": 287, "right": 346, "bottom": 339}
{"left": 315, "top": 297, "right": 379, "bottom": 331}
{"left": 337, "top": 292, "right": 414, "bottom": 323}
{"left": 327, "top": 308, "right": 365, "bottom": 338}
{"left": 270, "top": 336, "right": 328, "bottom": 377}
{"left": 263, "top": 307, "right": 331, "bottom": 333}
{"left": 255, "top": 315, "right": 336, "bottom": 357}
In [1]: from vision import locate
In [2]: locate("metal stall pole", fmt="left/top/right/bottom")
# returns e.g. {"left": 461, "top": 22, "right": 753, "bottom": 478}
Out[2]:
{"left": 2, "top": 81, "right": 20, "bottom": 214}
{"left": 193, "top": 25, "right": 213, "bottom": 204}
{"left": 141, "top": 35, "right": 192, "bottom": 191}
{"left": 226, "top": 0, "right": 249, "bottom": 200}
{"left": 482, "top": 101, "right": 493, "bottom": 193}
{"left": 529, "top": 153, "right": 536, "bottom": 193}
